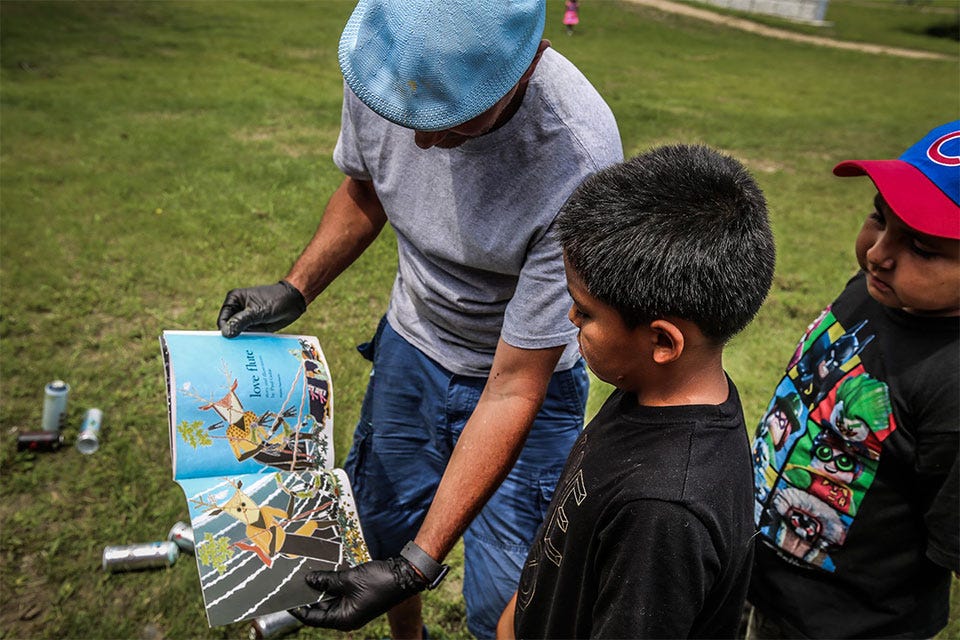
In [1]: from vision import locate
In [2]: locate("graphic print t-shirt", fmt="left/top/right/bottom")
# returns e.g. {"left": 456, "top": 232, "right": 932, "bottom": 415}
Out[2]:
{"left": 749, "top": 272, "right": 959, "bottom": 638}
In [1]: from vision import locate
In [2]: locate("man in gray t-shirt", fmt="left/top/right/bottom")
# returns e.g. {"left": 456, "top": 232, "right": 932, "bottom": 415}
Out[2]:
{"left": 217, "top": 0, "right": 622, "bottom": 636}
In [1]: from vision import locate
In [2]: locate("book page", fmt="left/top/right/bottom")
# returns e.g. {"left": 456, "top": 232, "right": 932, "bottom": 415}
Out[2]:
{"left": 161, "top": 331, "right": 334, "bottom": 480}
{"left": 178, "top": 468, "right": 369, "bottom": 626}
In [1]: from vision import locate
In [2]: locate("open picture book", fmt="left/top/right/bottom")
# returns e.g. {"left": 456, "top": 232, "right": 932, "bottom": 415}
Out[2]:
{"left": 160, "top": 330, "right": 369, "bottom": 627}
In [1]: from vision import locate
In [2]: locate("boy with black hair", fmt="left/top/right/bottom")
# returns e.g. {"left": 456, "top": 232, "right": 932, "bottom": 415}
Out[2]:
{"left": 497, "top": 143, "right": 777, "bottom": 638}
{"left": 747, "top": 121, "right": 960, "bottom": 639}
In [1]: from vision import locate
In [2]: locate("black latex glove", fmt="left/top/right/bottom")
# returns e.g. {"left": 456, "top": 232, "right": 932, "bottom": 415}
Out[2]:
{"left": 216, "top": 280, "right": 306, "bottom": 338}
{"left": 288, "top": 557, "right": 428, "bottom": 631}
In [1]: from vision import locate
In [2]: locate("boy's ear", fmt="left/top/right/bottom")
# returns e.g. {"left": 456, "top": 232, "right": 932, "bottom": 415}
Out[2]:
{"left": 649, "top": 319, "right": 685, "bottom": 365}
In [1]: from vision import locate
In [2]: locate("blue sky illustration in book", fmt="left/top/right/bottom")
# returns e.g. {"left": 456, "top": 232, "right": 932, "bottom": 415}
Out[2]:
{"left": 165, "top": 332, "right": 334, "bottom": 479}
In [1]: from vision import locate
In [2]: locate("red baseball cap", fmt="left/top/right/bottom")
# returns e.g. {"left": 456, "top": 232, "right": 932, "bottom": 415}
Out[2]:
{"left": 833, "top": 121, "right": 960, "bottom": 240}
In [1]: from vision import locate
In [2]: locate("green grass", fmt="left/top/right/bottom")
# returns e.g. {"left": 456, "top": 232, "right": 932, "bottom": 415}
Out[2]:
{"left": 1, "top": 1, "right": 957, "bottom": 638}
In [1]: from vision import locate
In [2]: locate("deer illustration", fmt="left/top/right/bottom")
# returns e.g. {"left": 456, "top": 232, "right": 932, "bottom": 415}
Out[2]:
{"left": 180, "top": 360, "right": 320, "bottom": 471}
{"left": 193, "top": 478, "right": 342, "bottom": 568}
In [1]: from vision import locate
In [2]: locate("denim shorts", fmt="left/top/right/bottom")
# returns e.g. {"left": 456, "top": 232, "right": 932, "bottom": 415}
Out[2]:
{"left": 343, "top": 318, "right": 588, "bottom": 639}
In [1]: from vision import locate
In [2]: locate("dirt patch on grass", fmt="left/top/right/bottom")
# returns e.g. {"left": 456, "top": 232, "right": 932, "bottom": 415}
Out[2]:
{"left": 232, "top": 123, "right": 332, "bottom": 158}
{"left": 0, "top": 515, "right": 55, "bottom": 638}
{"left": 623, "top": 0, "right": 952, "bottom": 60}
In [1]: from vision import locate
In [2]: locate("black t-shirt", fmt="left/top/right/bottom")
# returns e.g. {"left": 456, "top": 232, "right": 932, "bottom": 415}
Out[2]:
{"left": 749, "top": 272, "right": 960, "bottom": 638}
{"left": 515, "top": 379, "right": 755, "bottom": 639}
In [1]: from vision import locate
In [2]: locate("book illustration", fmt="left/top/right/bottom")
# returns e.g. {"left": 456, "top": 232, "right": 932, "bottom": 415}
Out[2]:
{"left": 161, "top": 331, "right": 369, "bottom": 627}
{"left": 167, "top": 333, "right": 333, "bottom": 478}
{"left": 179, "top": 468, "right": 366, "bottom": 626}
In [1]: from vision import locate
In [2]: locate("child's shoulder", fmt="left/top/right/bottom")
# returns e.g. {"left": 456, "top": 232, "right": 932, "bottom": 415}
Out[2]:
{"left": 826, "top": 271, "right": 957, "bottom": 416}
{"left": 592, "top": 385, "right": 746, "bottom": 464}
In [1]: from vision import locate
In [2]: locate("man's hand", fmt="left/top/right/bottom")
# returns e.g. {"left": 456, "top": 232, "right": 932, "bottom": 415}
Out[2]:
{"left": 289, "top": 557, "right": 427, "bottom": 631}
{"left": 216, "top": 281, "right": 306, "bottom": 338}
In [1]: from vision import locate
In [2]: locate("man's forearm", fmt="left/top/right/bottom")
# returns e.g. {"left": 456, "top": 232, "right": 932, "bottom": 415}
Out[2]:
{"left": 413, "top": 390, "right": 539, "bottom": 560}
{"left": 413, "top": 341, "right": 564, "bottom": 561}
{"left": 286, "top": 177, "right": 387, "bottom": 303}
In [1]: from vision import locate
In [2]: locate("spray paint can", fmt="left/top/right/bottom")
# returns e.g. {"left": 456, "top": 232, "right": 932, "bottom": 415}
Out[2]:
{"left": 102, "top": 541, "right": 179, "bottom": 573}
{"left": 249, "top": 610, "right": 303, "bottom": 640}
{"left": 41, "top": 380, "right": 70, "bottom": 432}
{"left": 166, "top": 521, "right": 195, "bottom": 555}
{"left": 76, "top": 408, "right": 103, "bottom": 454}
{"left": 16, "top": 431, "right": 65, "bottom": 452}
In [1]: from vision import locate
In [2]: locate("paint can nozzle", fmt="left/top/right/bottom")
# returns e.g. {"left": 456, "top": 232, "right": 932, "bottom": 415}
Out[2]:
{"left": 167, "top": 521, "right": 195, "bottom": 555}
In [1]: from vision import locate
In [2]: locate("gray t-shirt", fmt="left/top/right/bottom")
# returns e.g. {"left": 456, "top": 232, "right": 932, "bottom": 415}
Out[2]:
{"left": 333, "top": 47, "right": 622, "bottom": 376}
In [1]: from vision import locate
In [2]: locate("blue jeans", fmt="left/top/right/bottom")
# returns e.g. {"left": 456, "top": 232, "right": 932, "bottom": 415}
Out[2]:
{"left": 343, "top": 318, "right": 588, "bottom": 638}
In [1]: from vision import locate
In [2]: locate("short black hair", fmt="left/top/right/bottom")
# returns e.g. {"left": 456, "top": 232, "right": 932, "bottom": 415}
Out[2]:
{"left": 557, "top": 144, "right": 775, "bottom": 344}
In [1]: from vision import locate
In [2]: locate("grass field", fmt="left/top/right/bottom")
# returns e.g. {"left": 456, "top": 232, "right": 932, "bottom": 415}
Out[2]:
{"left": 1, "top": 1, "right": 957, "bottom": 638}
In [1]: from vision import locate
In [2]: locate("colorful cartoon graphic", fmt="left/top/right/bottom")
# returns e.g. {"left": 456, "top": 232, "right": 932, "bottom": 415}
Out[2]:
{"left": 814, "top": 375, "right": 892, "bottom": 460}
{"left": 752, "top": 315, "right": 896, "bottom": 572}
{"left": 788, "top": 307, "right": 832, "bottom": 371}
{"left": 752, "top": 379, "right": 810, "bottom": 513}
{"left": 769, "top": 486, "right": 847, "bottom": 568}
{"left": 761, "top": 390, "right": 804, "bottom": 452}
{"left": 791, "top": 319, "right": 875, "bottom": 405}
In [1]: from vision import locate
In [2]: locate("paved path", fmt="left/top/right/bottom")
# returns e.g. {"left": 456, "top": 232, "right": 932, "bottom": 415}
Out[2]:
{"left": 622, "top": 0, "right": 953, "bottom": 60}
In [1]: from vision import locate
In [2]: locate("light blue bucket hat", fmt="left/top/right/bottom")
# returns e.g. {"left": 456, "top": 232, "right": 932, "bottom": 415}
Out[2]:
{"left": 338, "top": 0, "right": 546, "bottom": 132}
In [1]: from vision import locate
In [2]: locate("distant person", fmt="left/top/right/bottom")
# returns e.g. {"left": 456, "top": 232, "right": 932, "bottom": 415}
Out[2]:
{"left": 747, "top": 121, "right": 960, "bottom": 639}
{"left": 497, "top": 144, "right": 776, "bottom": 638}
{"left": 215, "top": 0, "right": 622, "bottom": 637}
{"left": 563, "top": 0, "right": 580, "bottom": 35}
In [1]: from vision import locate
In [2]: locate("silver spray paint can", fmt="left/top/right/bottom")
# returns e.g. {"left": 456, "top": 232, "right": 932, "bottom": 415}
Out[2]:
{"left": 76, "top": 408, "right": 103, "bottom": 454}
{"left": 166, "top": 521, "right": 195, "bottom": 554}
{"left": 249, "top": 610, "right": 303, "bottom": 640}
{"left": 102, "top": 541, "right": 179, "bottom": 573}
{"left": 41, "top": 380, "right": 70, "bottom": 432}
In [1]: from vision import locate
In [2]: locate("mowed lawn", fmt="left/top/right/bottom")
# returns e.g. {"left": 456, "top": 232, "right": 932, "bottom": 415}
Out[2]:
{"left": 1, "top": 1, "right": 957, "bottom": 638}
